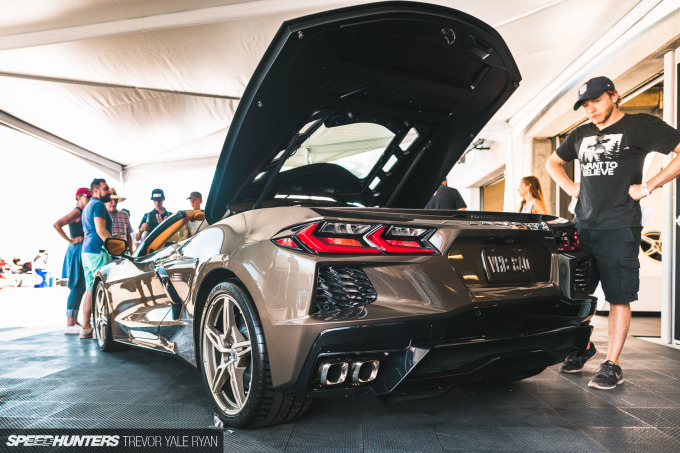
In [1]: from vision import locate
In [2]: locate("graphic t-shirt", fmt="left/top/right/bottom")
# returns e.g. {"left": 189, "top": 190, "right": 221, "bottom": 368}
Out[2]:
{"left": 556, "top": 114, "right": 680, "bottom": 229}
{"left": 139, "top": 209, "right": 172, "bottom": 232}
{"left": 82, "top": 198, "right": 113, "bottom": 253}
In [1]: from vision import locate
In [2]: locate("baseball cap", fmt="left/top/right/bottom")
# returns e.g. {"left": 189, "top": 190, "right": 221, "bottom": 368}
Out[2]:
{"left": 76, "top": 187, "right": 91, "bottom": 197}
{"left": 187, "top": 191, "right": 202, "bottom": 200}
{"left": 109, "top": 188, "right": 127, "bottom": 202}
{"left": 573, "top": 76, "right": 616, "bottom": 110}
{"left": 151, "top": 188, "right": 165, "bottom": 201}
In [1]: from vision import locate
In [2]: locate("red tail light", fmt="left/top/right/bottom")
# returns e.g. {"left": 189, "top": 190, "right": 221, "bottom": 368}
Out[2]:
{"left": 272, "top": 221, "right": 438, "bottom": 255}
{"left": 366, "top": 226, "right": 435, "bottom": 254}
{"left": 556, "top": 228, "right": 581, "bottom": 252}
{"left": 296, "top": 223, "right": 379, "bottom": 254}
{"left": 275, "top": 237, "right": 299, "bottom": 249}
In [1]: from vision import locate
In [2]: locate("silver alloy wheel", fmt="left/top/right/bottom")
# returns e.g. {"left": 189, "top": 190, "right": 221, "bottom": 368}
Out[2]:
{"left": 94, "top": 285, "right": 108, "bottom": 346}
{"left": 640, "top": 231, "right": 662, "bottom": 261}
{"left": 202, "top": 294, "right": 253, "bottom": 415}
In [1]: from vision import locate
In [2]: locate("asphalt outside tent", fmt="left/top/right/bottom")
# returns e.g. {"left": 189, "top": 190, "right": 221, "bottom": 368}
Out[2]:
{"left": 0, "top": 0, "right": 677, "bottom": 277}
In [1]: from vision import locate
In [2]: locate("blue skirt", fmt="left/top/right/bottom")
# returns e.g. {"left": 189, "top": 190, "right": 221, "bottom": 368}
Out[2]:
{"left": 61, "top": 242, "right": 85, "bottom": 290}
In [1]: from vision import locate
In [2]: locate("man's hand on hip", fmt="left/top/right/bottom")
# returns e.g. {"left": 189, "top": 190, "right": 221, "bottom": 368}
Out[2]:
{"left": 565, "top": 182, "right": 580, "bottom": 198}
{"left": 628, "top": 184, "right": 646, "bottom": 201}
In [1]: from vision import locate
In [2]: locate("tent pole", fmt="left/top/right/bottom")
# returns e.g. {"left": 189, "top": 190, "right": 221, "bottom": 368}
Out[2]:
{"left": 0, "top": 110, "right": 123, "bottom": 181}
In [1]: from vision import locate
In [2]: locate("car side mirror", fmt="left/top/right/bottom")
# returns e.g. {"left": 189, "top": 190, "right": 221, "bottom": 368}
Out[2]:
{"left": 104, "top": 238, "right": 131, "bottom": 259}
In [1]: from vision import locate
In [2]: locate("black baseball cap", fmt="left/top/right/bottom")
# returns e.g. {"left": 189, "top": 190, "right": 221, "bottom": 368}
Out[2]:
{"left": 151, "top": 188, "right": 165, "bottom": 201}
{"left": 573, "top": 76, "right": 616, "bottom": 110}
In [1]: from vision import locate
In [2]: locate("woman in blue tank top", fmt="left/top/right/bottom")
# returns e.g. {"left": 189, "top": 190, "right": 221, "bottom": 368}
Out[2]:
{"left": 53, "top": 188, "right": 91, "bottom": 334}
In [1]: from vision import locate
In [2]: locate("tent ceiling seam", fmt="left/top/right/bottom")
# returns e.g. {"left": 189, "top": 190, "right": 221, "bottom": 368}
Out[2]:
{"left": 0, "top": 109, "right": 123, "bottom": 172}
{"left": 0, "top": 71, "right": 241, "bottom": 100}
{"left": 0, "top": 0, "right": 367, "bottom": 51}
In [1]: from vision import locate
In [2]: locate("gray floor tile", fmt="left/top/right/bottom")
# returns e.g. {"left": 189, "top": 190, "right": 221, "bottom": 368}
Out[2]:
{"left": 49, "top": 402, "right": 125, "bottom": 420}
{"left": 580, "top": 427, "right": 680, "bottom": 453}
{"left": 363, "top": 425, "right": 443, "bottom": 452}
{"left": 532, "top": 391, "right": 615, "bottom": 409}
{"left": 286, "top": 423, "right": 361, "bottom": 449}
{"left": 552, "top": 406, "right": 650, "bottom": 428}
{"left": 658, "top": 427, "right": 680, "bottom": 442}
{"left": 0, "top": 417, "right": 36, "bottom": 429}
{"left": 434, "top": 425, "right": 520, "bottom": 452}
{"left": 622, "top": 407, "right": 680, "bottom": 427}
{"left": 0, "top": 401, "right": 72, "bottom": 419}
{"left": 489, "top": 406, "right": 570, "bottom": 427}
{"left": 504, "top": 426, "right": 605, "bottom": 452}
{"left": 223, "top": 424, "right": 293, "bottom": 453}
{"left": 588, "top": 382, "right": 680, "bottom": 408}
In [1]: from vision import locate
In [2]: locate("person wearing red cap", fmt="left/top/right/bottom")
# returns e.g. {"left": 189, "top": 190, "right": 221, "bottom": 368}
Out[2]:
{"left": 546, "top": 76, "right": 680, "bottom": 390}
{"left": 53, "top": 187, "right": 92, "bottom": 334}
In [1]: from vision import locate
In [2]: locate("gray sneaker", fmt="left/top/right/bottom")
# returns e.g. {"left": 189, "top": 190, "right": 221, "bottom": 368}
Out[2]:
{"left": 588, "top": 360, "right": 624, "bottom": 390}
{"left": 560, "top": 343, "right": 597, "bottom": 373}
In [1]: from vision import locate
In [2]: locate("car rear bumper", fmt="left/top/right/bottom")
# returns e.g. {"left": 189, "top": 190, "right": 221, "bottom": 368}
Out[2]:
{"left": 283, "top": 297, "right": 595, "bottom": 396}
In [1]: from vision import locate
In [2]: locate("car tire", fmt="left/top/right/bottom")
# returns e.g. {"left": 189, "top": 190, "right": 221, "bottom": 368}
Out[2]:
{"left": 93, "top": 281, "right": 126, "bottom": 352}
{"left": 199, "top": 282, "right": 310, "bottom": 428}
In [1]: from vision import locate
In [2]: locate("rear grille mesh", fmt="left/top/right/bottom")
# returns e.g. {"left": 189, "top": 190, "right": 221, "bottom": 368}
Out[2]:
{"left": 315, "top": 266, "right": 377, "bottom": 314}
{"left": 573, "top": 258, "right": 590, "bottom": 293}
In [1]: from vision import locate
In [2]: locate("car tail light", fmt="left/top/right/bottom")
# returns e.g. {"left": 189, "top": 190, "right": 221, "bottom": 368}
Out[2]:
{"left": 272, "top": 221, "right": 438, "bottom": 255}
{"left": 366, "top": 226, "right": 435, "bottom": 254}
{"left": 274, "top": 237, "right": 299, "bottom": 249}
{"left": 296, "top": 222, "right": 380, "bottom": 254}
{"left": 556, "top": 227, "right": 581, "bottom": 252}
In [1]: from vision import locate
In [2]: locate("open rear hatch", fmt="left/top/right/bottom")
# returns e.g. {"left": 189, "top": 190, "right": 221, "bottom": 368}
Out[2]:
{"left": 206, "top": 1, "right": 521, "bottom": 224}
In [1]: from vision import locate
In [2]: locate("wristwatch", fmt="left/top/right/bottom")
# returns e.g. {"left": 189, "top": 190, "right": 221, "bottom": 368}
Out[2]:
{"left": 641, "top": 182, "right": 650, "bottom": 197}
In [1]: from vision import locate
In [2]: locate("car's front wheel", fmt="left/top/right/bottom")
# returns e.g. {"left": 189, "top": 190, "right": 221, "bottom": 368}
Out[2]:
{"left": 199, "top": 282, "right": 310, "bottom": 428}
{"left": 93, "top": 281, "right": 125, "bottom": 351}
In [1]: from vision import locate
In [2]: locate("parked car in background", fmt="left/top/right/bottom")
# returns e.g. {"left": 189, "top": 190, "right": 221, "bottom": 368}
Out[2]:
{"left": 94, "top": 2, "right": 596, "bottom": 428}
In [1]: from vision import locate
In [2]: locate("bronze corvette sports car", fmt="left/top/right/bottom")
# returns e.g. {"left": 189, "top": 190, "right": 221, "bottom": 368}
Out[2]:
{"left": 96, "top": 1, "right": 596, "bottom": 428}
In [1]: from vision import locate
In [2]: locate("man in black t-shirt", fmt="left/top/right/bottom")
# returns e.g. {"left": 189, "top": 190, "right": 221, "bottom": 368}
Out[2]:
{"left": 425, "top": 179, "right": 467, "bottom": 210}
{"left": 546, "top": 76, "right": 680, "bottom": 390}
{"left": 135, "top": 188, "right": 173, "bottom": 243}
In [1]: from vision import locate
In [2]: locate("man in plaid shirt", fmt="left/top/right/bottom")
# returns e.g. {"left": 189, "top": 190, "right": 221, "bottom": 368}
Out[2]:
{"left": 106, "top": 188, "right": 134, "bottom": 253}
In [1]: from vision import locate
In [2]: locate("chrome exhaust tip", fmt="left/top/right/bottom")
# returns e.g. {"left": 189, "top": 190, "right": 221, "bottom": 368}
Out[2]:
{"left": 350, "top": 360, "right": 380, "bottom": 383}
{"left": 318, "top": 361, "right": 349, "bottom": 386}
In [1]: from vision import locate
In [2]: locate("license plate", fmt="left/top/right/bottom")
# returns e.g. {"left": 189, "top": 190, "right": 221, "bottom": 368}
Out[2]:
{"left": 482, "top": 248, "right": 533, "bottom": 283}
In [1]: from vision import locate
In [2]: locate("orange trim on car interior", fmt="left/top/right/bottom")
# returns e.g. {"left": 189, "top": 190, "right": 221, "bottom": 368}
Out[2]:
{"left": 146, "top": 210, "right": 205, "bottom": 254}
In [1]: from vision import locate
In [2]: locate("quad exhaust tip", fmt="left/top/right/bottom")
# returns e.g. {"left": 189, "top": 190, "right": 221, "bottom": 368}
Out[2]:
{"left": 318, "top": 359, "right": 380, "bottom": 386}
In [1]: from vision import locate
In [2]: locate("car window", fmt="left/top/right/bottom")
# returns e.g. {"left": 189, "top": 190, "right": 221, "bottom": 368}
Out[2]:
{"left": 282, "top": 122, "right": 395, "bottom": 179}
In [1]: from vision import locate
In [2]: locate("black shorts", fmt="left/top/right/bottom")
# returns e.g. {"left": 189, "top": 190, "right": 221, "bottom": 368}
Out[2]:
{"left": 578, "top": 227, "right": 642, "bottom": 304}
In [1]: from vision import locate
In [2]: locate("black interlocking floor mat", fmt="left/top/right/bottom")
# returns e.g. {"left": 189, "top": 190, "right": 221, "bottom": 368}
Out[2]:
{"left": 1, "top": 315, "right": 679, "bottom": 452}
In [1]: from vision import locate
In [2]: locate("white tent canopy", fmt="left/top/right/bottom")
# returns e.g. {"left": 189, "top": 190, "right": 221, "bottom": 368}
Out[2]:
{"left": 1, "top": 0, "right": 670, "bottom": 182}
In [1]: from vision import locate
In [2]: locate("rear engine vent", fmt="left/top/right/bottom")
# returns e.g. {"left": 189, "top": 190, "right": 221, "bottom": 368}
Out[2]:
{"left": 573, "top": 257, "right": 590, "bottom": 293}
{"left": 315, "top": 266, "right": 377, "bottom": 314}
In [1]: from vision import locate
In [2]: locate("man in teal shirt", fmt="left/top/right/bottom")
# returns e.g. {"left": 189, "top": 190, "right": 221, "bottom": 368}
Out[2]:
{"left": 80, "top": 178, "right": 113, "bottom": 339}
